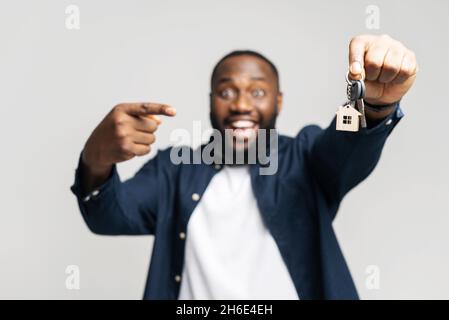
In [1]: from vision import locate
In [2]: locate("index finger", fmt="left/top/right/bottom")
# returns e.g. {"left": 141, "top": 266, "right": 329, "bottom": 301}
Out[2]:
{"left": 124, "top": 103, "right": 177, "bottom": 118}
{"left": 348, "top": 35, "right": 372, "bottom": 80}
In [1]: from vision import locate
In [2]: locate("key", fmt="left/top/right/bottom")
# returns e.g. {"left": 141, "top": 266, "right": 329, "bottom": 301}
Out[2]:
{"left": 336, "top": 72, "right": 367, "bottom": 132}
{"left": 349, "top": 80, "right": 364, "bottom": 100}
{"left": 347, "top": 77, "right": 367, "bottom": 129}
{"left": 356, "top": 98, "right": 367, "bottom": 128}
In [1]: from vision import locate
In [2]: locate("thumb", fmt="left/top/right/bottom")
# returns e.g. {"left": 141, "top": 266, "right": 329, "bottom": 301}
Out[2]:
{"left": 348, "top": 36, "right": 371, "bottom": 80}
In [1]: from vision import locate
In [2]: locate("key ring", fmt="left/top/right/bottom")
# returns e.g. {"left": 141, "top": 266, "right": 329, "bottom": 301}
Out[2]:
{"left": 346, "top": 70, "right": 366, "bottom": 101}
{"left": 345, "top": 70, "right": 365, "bottom": 84}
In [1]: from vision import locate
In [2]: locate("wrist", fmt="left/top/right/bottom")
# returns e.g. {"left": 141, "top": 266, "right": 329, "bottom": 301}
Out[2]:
{"left": 81, "top": 149, "right": 112, "bottom": 177}
{"left": 363, "top": 100, "right": 398, "bottom": 124}
{"left": 364, "top": 100, "right": 398, "bottom": 112}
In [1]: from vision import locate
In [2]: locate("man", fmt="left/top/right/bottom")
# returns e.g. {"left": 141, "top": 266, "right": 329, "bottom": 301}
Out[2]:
{"left": 71, "top": 34, "right": 417, "bottom": 299}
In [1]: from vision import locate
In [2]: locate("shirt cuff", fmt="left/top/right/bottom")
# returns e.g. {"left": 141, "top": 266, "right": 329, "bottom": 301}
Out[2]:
{"left": 360, "top": 102, "right": 404, "bottom": 135}
{"left": 70, "top": 153, "right": 117, "bottom": 203}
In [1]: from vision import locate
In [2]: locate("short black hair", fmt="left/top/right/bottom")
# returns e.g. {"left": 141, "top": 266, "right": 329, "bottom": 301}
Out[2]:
{"left": 210, "top": 50, "right": 279, "bottom": 90}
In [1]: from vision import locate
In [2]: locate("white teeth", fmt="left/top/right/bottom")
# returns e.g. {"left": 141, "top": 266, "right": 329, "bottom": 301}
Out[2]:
{"left": 231, "top": 120, "right": 255, "bottom": 128}
{"left": 232, "top": 128, "right": 256, "bottom": 139}
{"left": 227, "top": 120, "right": 258, "bottom": 140}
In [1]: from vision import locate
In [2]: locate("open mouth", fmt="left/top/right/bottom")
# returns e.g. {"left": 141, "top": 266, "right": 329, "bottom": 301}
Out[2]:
{"left": 225, "top": 119, "right": 259, "bottom": 140}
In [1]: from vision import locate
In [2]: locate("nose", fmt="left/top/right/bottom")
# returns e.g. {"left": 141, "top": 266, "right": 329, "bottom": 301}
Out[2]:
{"left": 231, "top": 93, "right": 253, "bottom": 113}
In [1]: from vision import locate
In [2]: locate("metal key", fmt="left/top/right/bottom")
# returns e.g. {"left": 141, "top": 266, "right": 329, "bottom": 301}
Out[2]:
{"left": 346, "top": 74, "right": 367, "bottom": 128}
{"left": 349, "top": 80, "right": 365, "bottom": 100}
{"left": 356, "top": 98, "right": 367, "bottom": 128}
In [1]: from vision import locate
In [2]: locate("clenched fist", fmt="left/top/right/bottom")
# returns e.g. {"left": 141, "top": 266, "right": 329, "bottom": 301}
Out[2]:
{"left": 81, "top": 103, "right": 176, "bottom": 192}
{"left": 348, "top": 34, "right": 418, "bottom": 106}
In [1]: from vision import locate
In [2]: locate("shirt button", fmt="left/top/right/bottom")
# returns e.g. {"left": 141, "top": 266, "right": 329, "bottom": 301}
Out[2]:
{"left": 191, "top": 193, "right": 200, "bottom": 201}
{"left": 214, "top": 164, "right": 221, "bottom": 170}
{"left": 386, "top": 119, "right": 393, "bottom": 126}
{"left": 175, "top": 275, "right": 182, "bottom": 283}
{"left": 179, "top": 232, "right": 186, "bottom": 240}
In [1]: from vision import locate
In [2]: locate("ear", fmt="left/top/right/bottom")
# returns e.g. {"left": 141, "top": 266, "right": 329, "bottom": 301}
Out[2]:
{"left": 276, "top": 92, "right": 283, "bottom": 113}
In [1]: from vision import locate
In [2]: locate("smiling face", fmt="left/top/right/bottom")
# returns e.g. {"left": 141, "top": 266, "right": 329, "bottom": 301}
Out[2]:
{"left": 210, "top": 54, "right": 283, "bottom": 151}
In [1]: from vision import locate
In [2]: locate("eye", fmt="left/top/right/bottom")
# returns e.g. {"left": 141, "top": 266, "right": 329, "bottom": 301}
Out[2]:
{"left": 252, "top": 88, "right": 265, "bottom": 98}
{"left": 219, "top": 88, "right": 236, "bottom": 100}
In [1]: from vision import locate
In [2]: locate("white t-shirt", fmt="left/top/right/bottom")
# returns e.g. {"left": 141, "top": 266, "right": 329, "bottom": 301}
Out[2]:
{"left": 178, "top": 165, "right": 299, "bottom": 300}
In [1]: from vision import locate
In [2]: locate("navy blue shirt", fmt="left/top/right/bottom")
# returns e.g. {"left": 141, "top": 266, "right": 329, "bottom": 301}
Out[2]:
{"left": 71, "top": 106, "right": 403, "bottom": 299}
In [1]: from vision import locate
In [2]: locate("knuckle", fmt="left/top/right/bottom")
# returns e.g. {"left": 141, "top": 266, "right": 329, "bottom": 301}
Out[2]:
{"left": 141, "top": 104, "right": 150, "bottom": 113}
{"left": 114, "top": 116, "right": 126, "bottom": 128}
{"left": 118, "top": 137, "right": 130, "bottom": 151}
{"left": 400, "top": 66, "right": 414, "bottom": 78}
{"left": 383, "top": 63, "right": 400, "bottom": 74}
{"left": 115, "top": 126, "right": 127, "bottom": 139}
{"left": 365, "top": 59, "right": 383, "bottom": 70}
{"left": 111, "top": 107, "right": 126, "bottom": 124}
{"left": 113, "top": 104, "right": 125, "bottom": 114}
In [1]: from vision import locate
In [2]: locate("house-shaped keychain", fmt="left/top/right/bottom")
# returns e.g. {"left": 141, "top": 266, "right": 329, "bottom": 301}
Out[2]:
{"left": 336, "top": 104, "right": 362, "bottom": 132}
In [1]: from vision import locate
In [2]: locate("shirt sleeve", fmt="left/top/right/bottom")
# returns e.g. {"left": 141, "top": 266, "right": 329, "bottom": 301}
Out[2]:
{"left": 306, "top": 103, "right": 404, "bottom": 212}
{"left": 70, "top": 151, "right": 167, "bottom": 235}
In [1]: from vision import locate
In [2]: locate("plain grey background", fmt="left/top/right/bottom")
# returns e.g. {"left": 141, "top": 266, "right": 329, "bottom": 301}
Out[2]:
{"left": 0, "top": 0, "right": 448, "bottom": 299}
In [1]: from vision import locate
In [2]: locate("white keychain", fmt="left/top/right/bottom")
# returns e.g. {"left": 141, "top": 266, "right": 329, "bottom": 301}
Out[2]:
{"left": 336, "top": 104, "right": 362, "bottom": 132}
